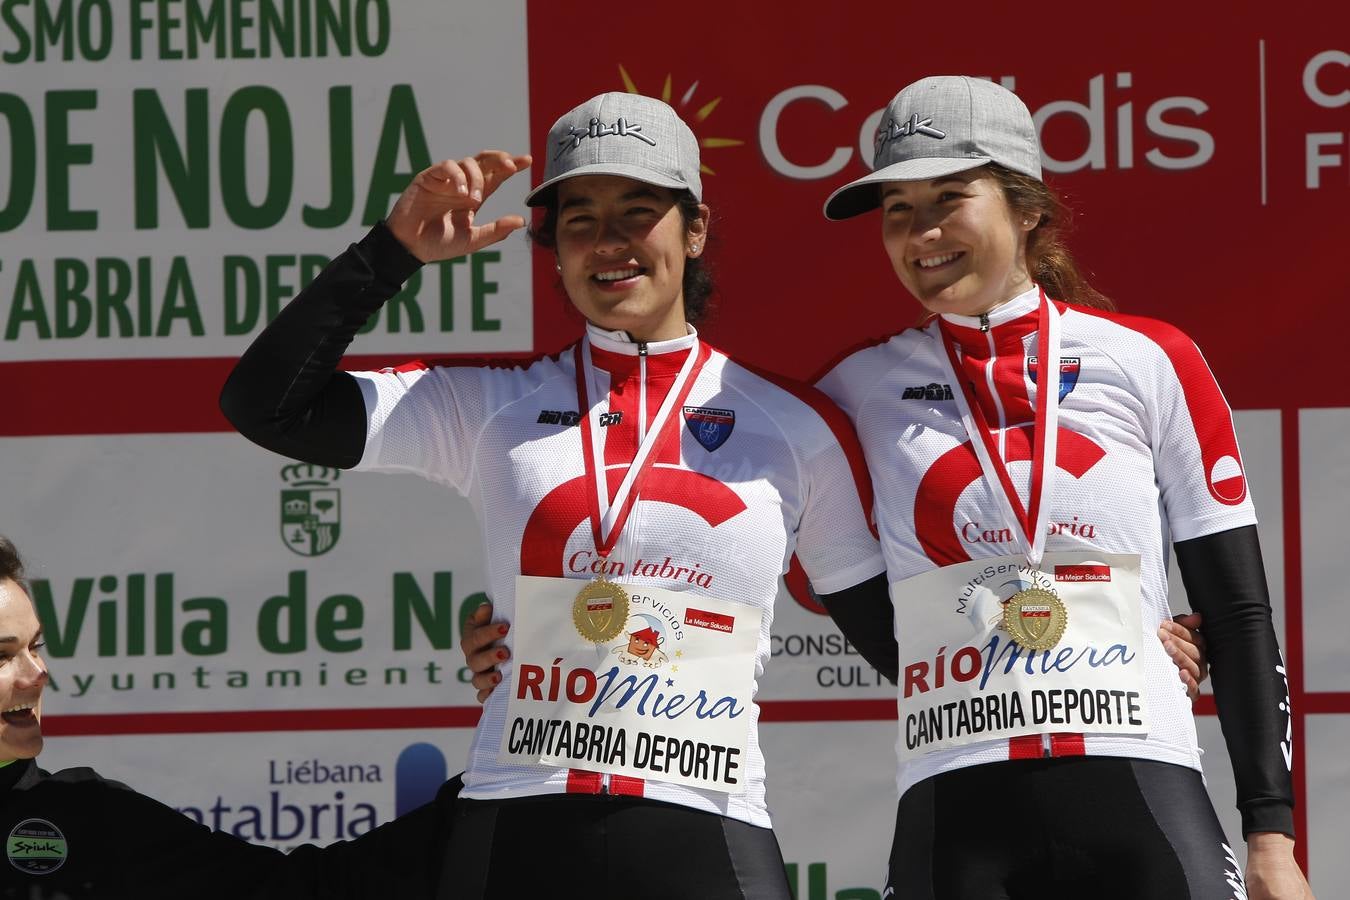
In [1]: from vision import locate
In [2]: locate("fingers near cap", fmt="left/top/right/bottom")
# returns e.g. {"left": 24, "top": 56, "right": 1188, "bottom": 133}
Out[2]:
{"left": 421, "top": 158, "right": 468, "bottom": 195}
{"left": 469, "top": 216, "right": 526, "bottom": 252}
{"left": 479, "top": 152, "right": 531, "bottom": 201}
{"left": 460, "top": 155, "right": 486, "bottom": 201}
{"left": 475, "top": 150, "right": 531, "bottom": 171}
{"left": 475, "top": 149, "right": 514, "bottom": 168}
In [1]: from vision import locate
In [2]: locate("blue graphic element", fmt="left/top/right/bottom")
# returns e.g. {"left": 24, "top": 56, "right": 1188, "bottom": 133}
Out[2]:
{"left": 395, "top": 743, "right": 448, "bottom": 817}
{"left": 1027, "top": 356, "right": 1081, "bottom": 402}
{"left": 683, "top": 406, "right": 735, "bottom": 452}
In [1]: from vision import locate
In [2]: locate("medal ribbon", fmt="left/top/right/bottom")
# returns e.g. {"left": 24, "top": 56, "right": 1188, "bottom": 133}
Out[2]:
{"left": 934, "top": 288, "right": 1062, "bottom": 568}
{"left": 574, "top": 334, "right": 706, "bottom": 558}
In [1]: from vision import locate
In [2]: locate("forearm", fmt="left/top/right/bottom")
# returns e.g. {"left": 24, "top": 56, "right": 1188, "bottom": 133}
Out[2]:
{"left": 1174, "top": 525, "right": 1294, "bottom": 837}
{"left": 819, "top": 573, "right": 898, "bottom": 684}
{"left": 219, "top": 222, "right": 423, "bottom": 468}
{"left": 254, "top": 775, "right": 463, "bottom": 899}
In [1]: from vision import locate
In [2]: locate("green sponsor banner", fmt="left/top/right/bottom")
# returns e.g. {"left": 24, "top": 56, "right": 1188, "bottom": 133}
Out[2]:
{"left": 0, "top": 1, "right": 531, "bottom": 361}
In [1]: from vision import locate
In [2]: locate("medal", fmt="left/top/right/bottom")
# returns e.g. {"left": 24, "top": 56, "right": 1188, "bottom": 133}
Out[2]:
{"left": 572, "top": 576, "right": 631, "bottom": 643}
{"left": 575, "top": 334, "right": 705, "bottom": 558}
{"left": 566, "top": 332, "right": 708, "bottom": 621}
{"left": 936, "top": 289, "right": 1068, "bottom": 649}
{"left": 1001, "top": 587, "right": 1069, "bottom": 651}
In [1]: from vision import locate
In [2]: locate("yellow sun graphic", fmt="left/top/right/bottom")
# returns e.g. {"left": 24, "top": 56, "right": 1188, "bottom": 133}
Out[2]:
{"left": 618, "top": 66, "right": 744, "bottom": 175}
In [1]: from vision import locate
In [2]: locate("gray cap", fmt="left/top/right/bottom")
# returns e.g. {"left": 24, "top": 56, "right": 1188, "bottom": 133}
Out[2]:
{"left": 823, "top": 76, "right": 1041, "bottom": 220}
{"left": 525, "top": 92, "right": 702, "bottom": 206}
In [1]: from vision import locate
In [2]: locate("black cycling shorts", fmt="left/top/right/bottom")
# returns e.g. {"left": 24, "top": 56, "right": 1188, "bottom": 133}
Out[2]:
{"left": 440, "top": 793, "right": 792, "bottom": 899}
{"left": 885, "top": 756, "right": 1246, "bottom": 900}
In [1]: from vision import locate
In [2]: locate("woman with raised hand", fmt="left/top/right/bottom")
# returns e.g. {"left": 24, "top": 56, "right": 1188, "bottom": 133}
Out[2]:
{"left": 220, "top": 92, "right": 890, "bottom": 899}
{"left": 815, "top": 75, "right": 1311, "bottom": 900}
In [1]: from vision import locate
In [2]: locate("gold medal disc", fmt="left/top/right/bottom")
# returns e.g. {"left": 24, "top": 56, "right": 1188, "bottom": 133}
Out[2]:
{"left": 1001, "top": 587, "right": 1068, "bottom": 651}
{"left": 572, "top": 577, "right": 631, "bottom": 644}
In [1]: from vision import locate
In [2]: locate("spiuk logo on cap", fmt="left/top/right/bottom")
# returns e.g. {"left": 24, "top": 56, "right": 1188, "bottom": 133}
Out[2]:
{"left": 556, "top": 116, "right": 658, "bottom": 160}
{"left": 823, "top": 75, "right": 1042, "bottom": 220}
{"left": 876, "top": 114, "right": 947, "bottom": 153}
{"left": 526, "top": 92, "right": 703, "bottom": 206}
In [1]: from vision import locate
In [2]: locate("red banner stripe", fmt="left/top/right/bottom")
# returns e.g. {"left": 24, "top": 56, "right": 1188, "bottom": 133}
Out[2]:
{"left": 0, "top": 353, "right": 543, "bottom": 437}
{"left": 42, "top": 706, "right": 483, "bottom": 735}
{"left": 37, "top": 696, "right": 1288, "bottom": 738}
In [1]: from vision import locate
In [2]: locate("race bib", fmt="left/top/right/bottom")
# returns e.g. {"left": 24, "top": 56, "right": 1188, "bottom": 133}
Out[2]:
{"left": 891, "top": 552, "right": 1149, "bottom": 759}
{"left": 500, "top": 576, "right": 762, "bottom": 793}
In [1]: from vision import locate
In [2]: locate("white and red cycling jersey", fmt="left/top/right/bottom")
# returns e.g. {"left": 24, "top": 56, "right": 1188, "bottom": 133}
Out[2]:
{"left": 351, "top": 323, "right": 885, "bottom": 827}
{"left": 817, "top": 286, "right": 1256, "bottom": 799}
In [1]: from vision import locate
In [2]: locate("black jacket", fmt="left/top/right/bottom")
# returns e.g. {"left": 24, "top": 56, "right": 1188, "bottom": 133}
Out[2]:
{"left": 0, "top": 757, "right": 463, "bottom": 899}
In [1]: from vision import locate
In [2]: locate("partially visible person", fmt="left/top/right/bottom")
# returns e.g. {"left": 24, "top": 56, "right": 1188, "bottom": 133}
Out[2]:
{"left": 0, "top": 535, "right": 463, "bottom": 899}
{"left": 0, "top": 535, "right": 282, "bottom": 899}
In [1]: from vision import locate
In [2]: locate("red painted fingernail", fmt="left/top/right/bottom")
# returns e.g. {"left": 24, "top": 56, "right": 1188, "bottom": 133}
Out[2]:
{"left": 496, "top": 649, "right": 508, "bottom": 660}
{"left": 492, "top": 673, "right": 501, "bottom": 684}
{"left": 498, "top": 624, "right": 509, "bottom": 635}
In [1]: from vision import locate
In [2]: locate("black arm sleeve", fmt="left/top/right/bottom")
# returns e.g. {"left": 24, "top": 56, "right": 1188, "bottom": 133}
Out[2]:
{"left": 260, "top": 776, "right": 464, "bottom": 900}
{"left": 0, "top": 762, "right": 463, "bottom": 900}
{"left": 218, "top": 222, "right": 424, "bottom": 468}
{"left": 819, "top": 573, "right": 898, "bottom": 684}
{"left": 1173, "top": 524, "right": 1294, "bottom": 838}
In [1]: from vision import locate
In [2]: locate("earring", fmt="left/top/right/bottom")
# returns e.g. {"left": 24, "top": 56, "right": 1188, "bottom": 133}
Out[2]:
{"left": 555, "top": 260, "right": 562, "bottom": 273}
{"left": 690, "top": 243, "right": 701, "bottom": 254}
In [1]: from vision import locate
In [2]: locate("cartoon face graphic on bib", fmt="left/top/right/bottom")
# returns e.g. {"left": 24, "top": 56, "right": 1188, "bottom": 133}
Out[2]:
{"left": 614, "top": 614, "right": 670, "bottom": 668}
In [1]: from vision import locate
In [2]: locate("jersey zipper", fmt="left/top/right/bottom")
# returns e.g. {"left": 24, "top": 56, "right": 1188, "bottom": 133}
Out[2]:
{"left": 981, "top": 324, "right": 1008, "bottom": 459}
{"left": 637, "top": 341, "right": 648, "bottom": 444}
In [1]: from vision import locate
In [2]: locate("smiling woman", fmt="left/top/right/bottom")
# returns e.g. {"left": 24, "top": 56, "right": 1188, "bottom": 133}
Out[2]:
{"left": 218, "top": 91, "right": 893, "bottom": 899}
{"left": 876, "top": 166, "right": 1111, "bottom": 320}
{"left": 818, "top": 75, "right": 1312, "bottom": 900}
{"left": 0, "top": 536, "right": 296, "bottom": 898}
{"left": 0, "top": 537, "right": 45, "bottom": 762}
{"left": 529, "top": 179, "right": 715, "bottom": 328}
{"left": 0, "top": 534, "right": 474, "bottom": 899}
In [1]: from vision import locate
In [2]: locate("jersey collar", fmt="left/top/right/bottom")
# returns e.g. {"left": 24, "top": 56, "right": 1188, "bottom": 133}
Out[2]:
{"left": 939, "top": 284, "right": 1040, "bottom": 331}
{"left": 585, "top": 322, "right": 698, "bottom": 357}
{"left": 938, "top": 285, "right": 1041, "bottom": 354}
